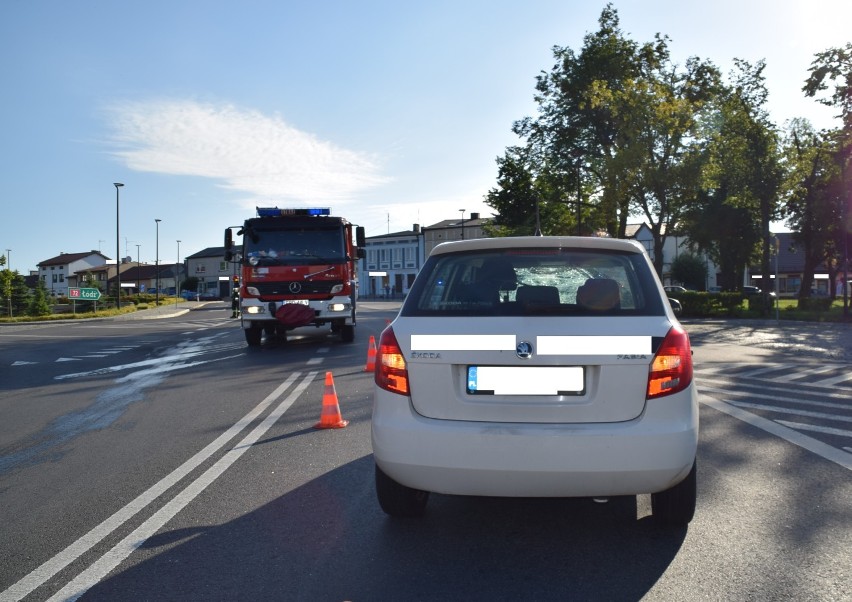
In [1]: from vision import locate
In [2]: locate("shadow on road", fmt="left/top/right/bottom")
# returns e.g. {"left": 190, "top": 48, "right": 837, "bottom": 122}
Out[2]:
{"left": 86, "top": 455, "right": 687, "bottom": 601}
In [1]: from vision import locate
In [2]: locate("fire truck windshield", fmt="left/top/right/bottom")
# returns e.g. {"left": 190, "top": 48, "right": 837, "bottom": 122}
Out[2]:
{"left": 244, "top": 227, "right": 346, "bottom": 266}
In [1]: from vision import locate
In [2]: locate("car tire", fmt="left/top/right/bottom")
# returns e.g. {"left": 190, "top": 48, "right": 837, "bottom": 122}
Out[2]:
{"left": 245, "top": 326, "right": 262, "bottom": 347}
{"left": 341, "top": 324, "right": 355, "bottom": 343}
{"left": 651, "top": 459, "right": 696, "bottom": 526}
{"left": 375, "top": 464, "right": 429, "bottom": 517}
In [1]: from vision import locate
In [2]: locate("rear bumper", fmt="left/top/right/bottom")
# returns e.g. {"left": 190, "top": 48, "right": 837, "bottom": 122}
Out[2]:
{"left": 371, "top": 387, "right": 698, "bottom": 497}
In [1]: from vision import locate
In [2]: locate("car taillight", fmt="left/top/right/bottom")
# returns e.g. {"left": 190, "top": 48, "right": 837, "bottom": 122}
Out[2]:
{"left": 375, "top": 327, "right": 410, "bottom": 396}
{"left": 647, "top": 325, "right": 693, "bottom": 399}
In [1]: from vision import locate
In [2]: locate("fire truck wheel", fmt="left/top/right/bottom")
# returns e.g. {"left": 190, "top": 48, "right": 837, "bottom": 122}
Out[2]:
{"left": 341, "top": 324, "right": 355, "bottom": 343}
{"left": 245, "top": 326, "right": 262, "bottom": 347}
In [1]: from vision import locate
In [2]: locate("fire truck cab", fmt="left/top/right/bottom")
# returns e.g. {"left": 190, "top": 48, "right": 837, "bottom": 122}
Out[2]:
{"left": 225, "top": 208, "right": 366, "bottom": 346}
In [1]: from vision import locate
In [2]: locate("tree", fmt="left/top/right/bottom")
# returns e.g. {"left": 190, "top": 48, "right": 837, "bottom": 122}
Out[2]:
{"left": 803, "top": 43, "right": 852, "bottom": 128}
{"left": 803, "top": 43, "right": 852, "bottom": 312}
{"left": 780, "top": 120, "right": 843, "bottom": 302}
{"left": 0, "top": 257, "right": 11, "bottom": 317}
{"left": 486, "top": 4, "right": 720, "bottom": 276}
{"left": 670, "top": 253, "right": 708, "bottom": 290}
{"left": 682, "top": 60, "right": 781, "bottom": 300}
{"left": 182, "top": 276, "right": 199, "bottom": 293}
{"left": 28, "top": 280, "right": 52, "bottom": 317}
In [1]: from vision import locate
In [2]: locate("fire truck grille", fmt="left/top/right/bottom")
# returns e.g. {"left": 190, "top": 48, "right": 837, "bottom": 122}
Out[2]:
{"left": 254, "top": 280, "right": 343, "bottom": 296}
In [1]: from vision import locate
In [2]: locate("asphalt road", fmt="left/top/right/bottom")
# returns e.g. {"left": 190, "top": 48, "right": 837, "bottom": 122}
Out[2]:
{"left": 0, "top": 305, "right": 849, "bottom": 601}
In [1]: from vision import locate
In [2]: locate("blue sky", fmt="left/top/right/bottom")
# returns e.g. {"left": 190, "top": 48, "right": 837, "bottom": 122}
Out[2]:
{"left": 2, "top": 0, "right": 849, "bottom": 274}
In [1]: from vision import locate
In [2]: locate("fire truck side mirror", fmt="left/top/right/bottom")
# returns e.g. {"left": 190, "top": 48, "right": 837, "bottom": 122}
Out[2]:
{"left": 224, "top": 229, "right": 233, "bottom": 261}
{"left": 357, "top": 248, "right": 366, "bottom": 259}
{"left": 356, "top": 226, "right": 366, "bottom": 248}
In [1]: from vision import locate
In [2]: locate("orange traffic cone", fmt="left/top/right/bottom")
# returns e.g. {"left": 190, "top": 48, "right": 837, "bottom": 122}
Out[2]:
{"left": 364, "top": 335, "right": 377, "bottom": 372}
{"left": 314, "top": 371, "right": 348, "bottom": 429}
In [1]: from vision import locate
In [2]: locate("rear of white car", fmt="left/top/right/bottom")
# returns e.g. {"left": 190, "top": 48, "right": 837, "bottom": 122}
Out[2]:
{"left": 371, "top": 236, "right": 698, "bottom": 524}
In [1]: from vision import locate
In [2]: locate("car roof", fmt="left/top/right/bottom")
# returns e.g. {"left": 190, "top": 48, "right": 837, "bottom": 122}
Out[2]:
{"left": 429, "top": 236, "right": 647, "bottom": 257}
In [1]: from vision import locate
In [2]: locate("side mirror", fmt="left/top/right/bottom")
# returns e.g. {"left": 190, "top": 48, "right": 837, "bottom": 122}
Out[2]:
{"left": 356, "top": 226, "right": 366, "bottom": 248}
{"left": 357, "top": 248, "right": 366, "bottom": 259}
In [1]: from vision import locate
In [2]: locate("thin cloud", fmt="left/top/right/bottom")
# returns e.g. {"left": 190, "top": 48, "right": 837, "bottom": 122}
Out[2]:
{"left": 105, "top": 99, "right": 389, "bottom": 203}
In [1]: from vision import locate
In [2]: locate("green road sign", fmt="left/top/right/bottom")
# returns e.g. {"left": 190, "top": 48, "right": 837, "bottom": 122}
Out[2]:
{"left": 68, "top": 287, "right": 102, "bottom": 301}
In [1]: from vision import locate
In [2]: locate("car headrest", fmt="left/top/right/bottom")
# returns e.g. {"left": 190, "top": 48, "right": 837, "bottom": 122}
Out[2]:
{"left": 477, "top": 257, "right": 517, "bottom": 290}
{"left": 577, "top": 278, "right": 620, "bottom": 311}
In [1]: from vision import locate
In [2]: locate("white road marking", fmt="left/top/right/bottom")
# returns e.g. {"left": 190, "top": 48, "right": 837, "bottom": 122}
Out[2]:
{"left": 0, "top": 372, "right": 315, "bottom": 602}
{"left": 698, "top": 384, "right": 850, "bottom": 407}
{"left": 734, "top": 363, "right": 798, "bottom": 379}
{"left": 699, "top": 394, "right": 852, "bottom": 471}
{"left": 812, "top": 372, "right": 852, "bottom": 387}
{"left": 727, "top": 400, "right": 852, "bottom": 424}
{"left": 775, "top": 420, "right": 852, "bottom": 438}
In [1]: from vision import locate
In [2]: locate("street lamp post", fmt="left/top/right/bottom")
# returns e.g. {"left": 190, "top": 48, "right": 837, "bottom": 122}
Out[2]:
{"left": 176, "top": 240, "right": 181, "bottom": 306}
{"left": 459, "top": 209, "right": 466, "bottom": 240}
{"left": 135, "top": 244, "right": 141, "bottom": 292}
{"left": 155, "top": 219, "right": 162, "bottom": 305}
{"left": 114, "top": 183, "right": 124, "bottom": 309}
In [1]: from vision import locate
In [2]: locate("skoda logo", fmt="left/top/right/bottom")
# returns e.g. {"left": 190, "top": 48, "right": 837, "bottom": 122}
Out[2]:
{"left": 516, "top": 341, "right": 533, "bottom": 359}
{"left": 289, "top": 282, "right": 302, "bottom": 294}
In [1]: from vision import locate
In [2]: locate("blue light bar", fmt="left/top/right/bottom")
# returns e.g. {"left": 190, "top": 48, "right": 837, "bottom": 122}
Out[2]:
{"left": 256, "top": 207, "right": 331, "bottom": 217}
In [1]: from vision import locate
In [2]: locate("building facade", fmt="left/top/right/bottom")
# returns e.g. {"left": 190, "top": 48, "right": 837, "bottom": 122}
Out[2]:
{"left": 37, "top": 251, "right": 109, "bottom": 297}
{"left": 361, "top": 226, "right": 424, "bottom": 298}
{"left": 186, "top": 247, "right": 236, "bottom": 298}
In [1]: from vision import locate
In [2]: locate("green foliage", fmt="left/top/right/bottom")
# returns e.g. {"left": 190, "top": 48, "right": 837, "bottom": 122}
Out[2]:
{"left": 28, "top": 280, "right": 52, "bottom": 316}
{"left": 676, "top": 291, "right": 744, "bottom": 318}
{"left": 780, "top": 121, "right": 843, "bottom": 299}
{"left": 796, "top": 296, "right": 833, "bottom": 311}
{"left": 803, "top": 43, "right": 852, "bottom": 128}
{"left": 182, "top": 276, "right": 199, "bottom": 293}
{"left": 670, "top": 253, "right": 708, "bottom": 291}
{"left": 681, "top": 60, "right": 781, "bottom": 295}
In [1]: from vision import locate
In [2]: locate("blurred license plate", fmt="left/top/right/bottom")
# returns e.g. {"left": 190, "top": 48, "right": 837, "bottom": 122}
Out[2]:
{"left": 467, "top": 366, "right": 584, "bottom": 396}
{"left": 288, "top": 299, "right": 309, "bottom": 305}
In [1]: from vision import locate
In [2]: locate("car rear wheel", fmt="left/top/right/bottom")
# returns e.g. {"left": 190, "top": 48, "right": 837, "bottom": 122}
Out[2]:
{"left": 375, "top": 464, "right": 429, "bottom": 517}
{"left": 651, "top": 459, "right": 696, "bottom": 526}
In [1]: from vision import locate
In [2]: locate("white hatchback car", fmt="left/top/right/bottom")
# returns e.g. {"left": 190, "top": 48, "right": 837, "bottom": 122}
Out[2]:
{"left": 372, "top": 236, "right": 698, "bottom": 524}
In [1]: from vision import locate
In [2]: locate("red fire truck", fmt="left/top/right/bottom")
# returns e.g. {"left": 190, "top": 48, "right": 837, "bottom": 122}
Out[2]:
{"left": 224, "top": 208, "right": 366, "bottom": 346}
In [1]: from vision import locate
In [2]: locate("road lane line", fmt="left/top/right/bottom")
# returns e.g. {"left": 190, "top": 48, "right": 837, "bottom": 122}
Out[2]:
{"left": 775, "top": 420, "right": 852, "bottom": 438}
{"left": 47, "top": 370, "right": 318, "bottom": 602}
{"left": 0, "top": 372, "right": 303, "bottom": 602}
{"left": 698, "top": 384, "right": 850, "bottom": 408}
{"left": 699, "top": 394, "right": 852, "bottom": 471}
{"left": 727, "top": 400, "right": 852, "bottom": 423}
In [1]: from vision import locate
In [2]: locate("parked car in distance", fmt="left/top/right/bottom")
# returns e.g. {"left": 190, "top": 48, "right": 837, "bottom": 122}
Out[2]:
{"left": 742, "top": 285, "right": 775, "bottom": 297}
{"left": 372, "top": 236, "right": 698, "bottom": 525}
{"left": 180, "top": 290, "right": 199, "bottom": 301}
{"left": 664, "top": 285, "right": 689, "bottom": 294}
{"left": 199, "top": 292, "right": 222, "bottom": 301}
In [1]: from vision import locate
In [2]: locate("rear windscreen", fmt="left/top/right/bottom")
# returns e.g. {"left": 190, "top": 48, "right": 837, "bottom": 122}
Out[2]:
{"left": 402, "top": 247, "right": 666, "bottom": 317}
